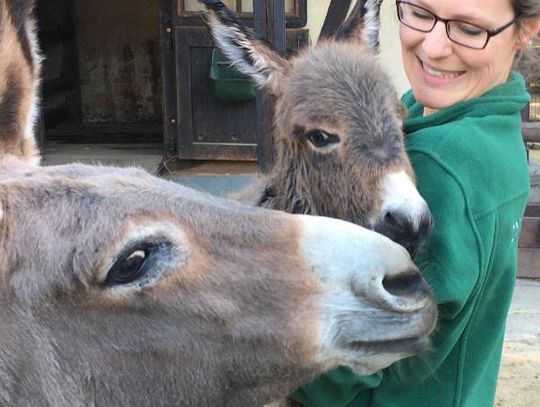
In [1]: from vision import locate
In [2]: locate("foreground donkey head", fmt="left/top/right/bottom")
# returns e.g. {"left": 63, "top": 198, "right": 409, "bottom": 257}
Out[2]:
{"left": 0, "top": 165, "right": 437, "bottom": 406}
{"left": 0, "top": 1, "right": 437, "bottom": 406}
{"left": 202, "top": 0, "right": 433, "bottom": 257}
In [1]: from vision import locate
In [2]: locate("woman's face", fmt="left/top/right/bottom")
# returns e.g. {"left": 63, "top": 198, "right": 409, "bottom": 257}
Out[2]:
{"left": 399, "top": 0, "right": 520, "bottom": 113}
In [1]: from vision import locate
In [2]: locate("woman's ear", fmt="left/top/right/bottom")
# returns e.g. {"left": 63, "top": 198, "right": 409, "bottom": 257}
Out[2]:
{"left": 517, "top": 17, "right": 540, "bottom": 48}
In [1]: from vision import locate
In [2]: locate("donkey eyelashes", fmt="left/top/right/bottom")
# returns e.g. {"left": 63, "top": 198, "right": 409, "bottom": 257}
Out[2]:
{"left": 304, "top": 129, "right": 341, "bottom": 149}
{"left": 292, "top": 125, "right": 341, "bottom": 150}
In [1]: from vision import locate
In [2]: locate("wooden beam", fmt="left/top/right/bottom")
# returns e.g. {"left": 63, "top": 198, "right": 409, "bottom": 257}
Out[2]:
{"left": 518, "top": 203, "right": 540, "bottom": 278}
{"left": 158, "top": 0, "right": 177, "bottom": 158}
{"left": 254, "top": 0, "right": 286, "bottom": 172}
{"left": 518, "top": 248, "right": 540, "bottom": 279}
{"left": 525, "top": 204, "right": 540, "bottom": 218}
{"left": 523, "top": 122, "right": 540, "bottom": 143}
{"left": 519, "top": 217, "right": 540, "bottom": 249}
{"left": 273, "top": 0, "right": 286, "bottom": 55}
{"left": 319, "top": 0, "right": 352, "bottom": 40}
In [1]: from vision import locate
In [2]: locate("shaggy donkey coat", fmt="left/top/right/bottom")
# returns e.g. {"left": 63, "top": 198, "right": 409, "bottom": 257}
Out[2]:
{"left": 202, "top": 0, "right": 433, "bottom": 257}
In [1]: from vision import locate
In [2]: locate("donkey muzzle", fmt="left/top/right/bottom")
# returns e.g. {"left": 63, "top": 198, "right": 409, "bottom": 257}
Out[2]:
{"left": 374, "top": 207, "right": 434, "bottom": 258}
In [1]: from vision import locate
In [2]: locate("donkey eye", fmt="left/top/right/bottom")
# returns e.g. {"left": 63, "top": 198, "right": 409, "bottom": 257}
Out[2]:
{"left": 106, "top": 249, "right": 148, "bottom": 286}
{"left": 305, "top": 130, "right": 340, "bottom": 148}
{"left": 104, "top": 243, "right": 169, "bottom": 287}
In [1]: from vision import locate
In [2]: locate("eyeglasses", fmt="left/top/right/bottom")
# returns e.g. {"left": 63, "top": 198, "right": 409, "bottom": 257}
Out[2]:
{"left": 395, "top": 1, "right": 519, "bottom": 50}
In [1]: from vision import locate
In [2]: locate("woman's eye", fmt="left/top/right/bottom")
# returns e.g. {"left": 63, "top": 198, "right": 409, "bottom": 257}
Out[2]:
{"left": 453, "top": 21, "right": 484, "bottom": 37}
{"left": 105, "top": 248, "right": 150, "bottom": 286}
{"left": 305, "top": 130, "right": 339, "bottom": 148}
{"left": 412, "top": 10, "right": 433, "bottom": 21}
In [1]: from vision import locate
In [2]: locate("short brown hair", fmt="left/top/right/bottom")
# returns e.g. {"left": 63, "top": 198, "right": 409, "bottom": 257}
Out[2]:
{"left": 513, "top": 0, "right": 540, "bottom": 77}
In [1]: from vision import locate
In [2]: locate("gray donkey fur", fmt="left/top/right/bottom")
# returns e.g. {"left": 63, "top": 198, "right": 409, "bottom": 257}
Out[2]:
{"left": 0, "top": 0, "right": 437, "bottom": 406}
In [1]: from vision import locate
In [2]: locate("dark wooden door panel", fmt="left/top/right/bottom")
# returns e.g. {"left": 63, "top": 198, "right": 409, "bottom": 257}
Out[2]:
{"left": 160, "top": 0, "right": 307, "bottom": 161}
{"left": 189, "top": 47, "right": 257, "bottom": 145}
{"left": 518, "top": 249, "right": 540, "bottom": 278}
{"left": 319, "top": 0, "right": 352, "bottom": 39}
{"left": 175, "top": 27, "right": 257, "bottom": 160}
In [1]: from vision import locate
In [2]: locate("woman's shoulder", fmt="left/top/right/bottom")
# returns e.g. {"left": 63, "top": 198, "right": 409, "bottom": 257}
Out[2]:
{"left": 408, "top": 116, "right": 529, "bottom": 217}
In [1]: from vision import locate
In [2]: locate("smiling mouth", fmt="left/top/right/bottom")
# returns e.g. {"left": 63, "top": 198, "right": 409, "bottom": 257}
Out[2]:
{"left": 419, "top": 58, "right": 465, "bottom": 79}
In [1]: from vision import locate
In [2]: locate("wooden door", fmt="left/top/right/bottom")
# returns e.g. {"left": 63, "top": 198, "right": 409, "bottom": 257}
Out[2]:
{"left": 519, "top": 38, "right": 540, "bottom": 278}
{"left": 159, "top": 0, "right": 307, "bottom": 162}
{"left": 175, "top": 27, "right": 258, "bottom": 160}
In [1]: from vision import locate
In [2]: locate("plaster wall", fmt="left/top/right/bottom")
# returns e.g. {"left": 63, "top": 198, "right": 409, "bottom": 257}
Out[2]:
{"left": 74, "top": 0, "right": 162, "bottom": 123}
{"left": 305, "top": 0, "right": 410, "bottom": 96}
{"left": 73, "top": 1, "right": 408, "bottom": 124}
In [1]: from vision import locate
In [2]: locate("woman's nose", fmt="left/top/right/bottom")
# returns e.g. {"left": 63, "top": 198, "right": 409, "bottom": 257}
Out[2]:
{"left": 422, "top": 21, "right": 453, "bottom": 58}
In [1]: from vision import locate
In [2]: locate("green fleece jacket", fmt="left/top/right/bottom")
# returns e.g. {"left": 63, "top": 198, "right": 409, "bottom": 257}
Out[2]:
{"left": 292, "top": 71, "right": 531, "bottom": 407}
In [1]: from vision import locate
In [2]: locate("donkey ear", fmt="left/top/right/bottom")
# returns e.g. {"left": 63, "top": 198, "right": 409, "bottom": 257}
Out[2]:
{"left": 334, "top": 0, "right": 383, "bottom": 53}
{"left": 200, "top": 0, "right": 289, "bottom": 95}
{"left": 0, "top": 0, "right": 40, "bottom": 167}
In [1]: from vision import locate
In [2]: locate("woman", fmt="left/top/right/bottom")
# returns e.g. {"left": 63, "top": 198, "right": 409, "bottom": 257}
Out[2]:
{"left": 291, "top": 0, "right": 540, "bottom": 406}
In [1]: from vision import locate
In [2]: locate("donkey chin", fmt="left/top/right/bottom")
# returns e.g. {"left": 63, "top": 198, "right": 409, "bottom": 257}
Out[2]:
{"left": 300, "top": 215, "right": 438, "bottom": 376}
{"left": 318, "top": 292, "right": 437, "bottom": 375}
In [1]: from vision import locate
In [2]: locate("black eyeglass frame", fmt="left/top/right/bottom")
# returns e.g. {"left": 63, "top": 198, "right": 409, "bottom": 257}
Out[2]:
{"left": 395, "top": 0, "right": 519, "bottom": 50}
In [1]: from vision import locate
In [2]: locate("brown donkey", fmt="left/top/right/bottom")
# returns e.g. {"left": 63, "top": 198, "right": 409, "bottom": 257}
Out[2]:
{"left": 0, "top": 1, "right": 437, "bottom": 406}
{"left": 202, "top": 0, "right": 433, "bottom": 258}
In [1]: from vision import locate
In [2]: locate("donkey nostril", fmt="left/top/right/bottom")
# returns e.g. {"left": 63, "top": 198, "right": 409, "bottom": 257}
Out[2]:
{"left": 382, "top": 271, "right": 424, "bottom": 298}
{"left": 384, "top": 210, "right": 399, "bottom": 226}
{"left": 419, "top": 213, "right": 434, "bottom": 238}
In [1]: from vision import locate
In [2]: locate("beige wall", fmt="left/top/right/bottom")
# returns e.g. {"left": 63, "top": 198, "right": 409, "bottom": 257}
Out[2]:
{"left": 305, "top": 0, "right": 410, "bottom": 96}
{"left": 184, "top": 0, "right": 295, "bottom": 13}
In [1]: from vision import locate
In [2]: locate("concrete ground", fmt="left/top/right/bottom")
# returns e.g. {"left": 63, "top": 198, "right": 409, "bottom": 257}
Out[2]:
{"left": 505, "top": 279, "right": 540, "bottom": 342}
{"left": 41, "top": 141, "right": 165, "bottom": 175}
{"left": 497, "top": 279, "right": 540, "bottom": 406}
{"left": 42, "top": 142, "right": 540, "bottom": 405}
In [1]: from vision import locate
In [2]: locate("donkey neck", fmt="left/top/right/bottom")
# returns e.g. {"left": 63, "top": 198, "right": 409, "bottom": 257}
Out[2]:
{"left": 258, "top": 155, "right": 317, "bottom": 215}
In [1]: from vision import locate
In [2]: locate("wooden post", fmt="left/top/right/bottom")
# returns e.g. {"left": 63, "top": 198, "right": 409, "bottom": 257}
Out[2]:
{"left": 254, "top": 0, "right": 286, "bottom": 172}
{"left": 319, "top": 0, "right": 352, "bottom": 40}
{"left": 158, "top": 0, "right": 178, "bottom": 159}
{"left": 519, "top": 204, "right": 540, "bottom": 278}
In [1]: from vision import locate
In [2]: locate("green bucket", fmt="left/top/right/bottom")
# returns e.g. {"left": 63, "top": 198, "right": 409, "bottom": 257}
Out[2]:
{"left": 210, "top": 48, "right": 257, "bottom": 102}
